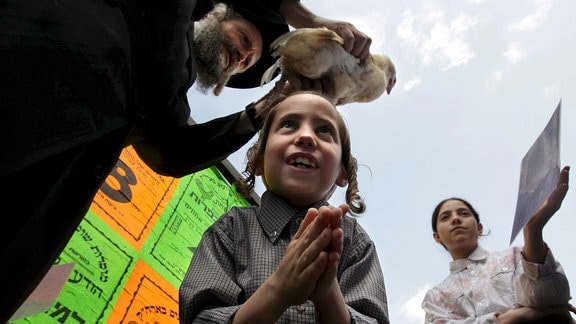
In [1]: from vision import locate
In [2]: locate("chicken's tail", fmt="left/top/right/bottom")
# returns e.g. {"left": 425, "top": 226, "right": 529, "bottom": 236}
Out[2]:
{"left": 261, "top": 58, "right": 282, "bottom": 86}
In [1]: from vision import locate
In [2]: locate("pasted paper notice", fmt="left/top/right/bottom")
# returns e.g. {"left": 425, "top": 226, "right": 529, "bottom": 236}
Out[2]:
{"left": 510, "top": 101, "right": 561, "bottom": 244}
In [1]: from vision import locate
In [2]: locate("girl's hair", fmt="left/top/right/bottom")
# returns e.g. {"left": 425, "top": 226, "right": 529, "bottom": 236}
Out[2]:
{"left": 235, "top": 91, "right": 366, "bottom": 214}
{"left": 431, "top": 197, "right": 480, "bottom": 232}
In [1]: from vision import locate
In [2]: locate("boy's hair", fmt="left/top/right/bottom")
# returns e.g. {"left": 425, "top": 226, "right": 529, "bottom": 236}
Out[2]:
{"left": 236, "top": 91, "right": 366, "bottom": 214}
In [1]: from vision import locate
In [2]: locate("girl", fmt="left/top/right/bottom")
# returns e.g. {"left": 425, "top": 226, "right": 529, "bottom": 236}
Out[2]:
{"left": 179, "top": 91, "right": 388, "bottom": 323}
{"left": 422, "top": 166, "right": 574, "bottom": 323}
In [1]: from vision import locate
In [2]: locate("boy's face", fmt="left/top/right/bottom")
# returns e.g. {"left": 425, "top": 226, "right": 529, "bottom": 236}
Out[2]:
{"left": 259, "top": 93, "right": 346, "bottom": 209}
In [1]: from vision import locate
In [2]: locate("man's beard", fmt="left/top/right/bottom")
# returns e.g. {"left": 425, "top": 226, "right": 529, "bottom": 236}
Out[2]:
{"left": 193, "top": 16, "right": 239, "bottom": 96}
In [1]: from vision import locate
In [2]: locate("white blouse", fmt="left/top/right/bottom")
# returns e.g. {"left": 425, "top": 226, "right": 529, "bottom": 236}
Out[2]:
{"left": 422, "top": 245, "right": 571, "bottom": 323}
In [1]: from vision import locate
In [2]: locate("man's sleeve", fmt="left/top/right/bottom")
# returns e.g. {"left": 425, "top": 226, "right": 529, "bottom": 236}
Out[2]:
{"left": 132, "top": 109, "right": 256, "bottom": 178}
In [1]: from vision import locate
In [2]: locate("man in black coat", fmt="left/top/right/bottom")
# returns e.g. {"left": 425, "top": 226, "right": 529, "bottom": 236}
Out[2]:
{"left": 0, "top": 0, "right": 372, "bottom": 321}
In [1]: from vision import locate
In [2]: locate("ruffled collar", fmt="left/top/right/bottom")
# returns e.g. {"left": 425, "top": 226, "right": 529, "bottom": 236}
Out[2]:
{"left": 449, "top": 246, "right": 489, "bottom": 273}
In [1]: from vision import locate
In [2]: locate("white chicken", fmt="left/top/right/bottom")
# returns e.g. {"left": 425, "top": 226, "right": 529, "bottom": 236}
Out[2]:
{"left": 261, "top": 27, "right": 397, "bottom": 106}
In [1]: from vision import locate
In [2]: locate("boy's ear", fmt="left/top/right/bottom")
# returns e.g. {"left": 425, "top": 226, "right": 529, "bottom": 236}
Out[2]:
{"left": 255, "top": 159, "right": 264, "bottom": 176}
{"left": 335, "top": 168, "right": 348, "bottom": 187}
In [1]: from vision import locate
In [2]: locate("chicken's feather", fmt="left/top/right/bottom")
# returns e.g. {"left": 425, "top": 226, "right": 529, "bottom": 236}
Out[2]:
{"left": 261, "top": 27, "right": 397, "bottom": 105}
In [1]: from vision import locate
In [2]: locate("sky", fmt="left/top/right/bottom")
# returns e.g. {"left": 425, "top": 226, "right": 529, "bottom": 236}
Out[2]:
{"left": 188, "top": 0, "right": 576, "bottom": 322}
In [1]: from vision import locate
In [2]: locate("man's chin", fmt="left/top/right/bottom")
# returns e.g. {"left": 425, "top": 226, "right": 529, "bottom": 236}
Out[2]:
{"left": 194, "top": 74, "right": 231, "bottom": 96}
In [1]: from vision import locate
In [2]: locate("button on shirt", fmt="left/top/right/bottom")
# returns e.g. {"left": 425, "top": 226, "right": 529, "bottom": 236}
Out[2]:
{"left": 179, "top": 191, "right": 389, "bottom": 323}
{"left": 422, "top": 246, "right": 571, "bottom": 323}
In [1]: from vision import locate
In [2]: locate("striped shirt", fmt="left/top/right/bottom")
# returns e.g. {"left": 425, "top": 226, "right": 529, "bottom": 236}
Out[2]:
{"left": 179, "top": 191, "right": 389, "bottom": 323}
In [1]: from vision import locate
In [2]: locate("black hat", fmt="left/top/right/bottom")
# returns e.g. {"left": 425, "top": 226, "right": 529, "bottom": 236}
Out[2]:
{"left": 192, "top": 1, "right": 289, "bottom": 89}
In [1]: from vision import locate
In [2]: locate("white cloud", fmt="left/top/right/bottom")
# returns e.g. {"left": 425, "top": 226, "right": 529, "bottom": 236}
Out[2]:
{"left": 399, "top": 285, "right": 431, "bottom": 322}
{"left": 404, "top": 76, "right": 423, "bottom": 91}
{"left": 503, "top": 42, "right": 527, "bottom": 64}
{"left": 509, "top": 0, "right": 552, "bottom": 31}
{"left": 484, "top": 69, "right": 505, "bottom": 92}
{"left": 396, "top": 7, "right": 478, "bottom": 70}
{"left": 397, "top": 10, "right": 416, "bottom": 41}
{"left": 344, "top": 14, "right": 390, "bottom": 53}
{"left": 491, "top": 70, "right": 503, "bottom": 80}
{"left": 540, "top": 84, "right": 560, "bottom": 99}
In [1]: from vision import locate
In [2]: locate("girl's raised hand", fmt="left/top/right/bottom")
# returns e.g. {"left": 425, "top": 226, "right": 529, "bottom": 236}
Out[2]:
{"left": 526, "top": 166, "right": 570, "bottom": 231}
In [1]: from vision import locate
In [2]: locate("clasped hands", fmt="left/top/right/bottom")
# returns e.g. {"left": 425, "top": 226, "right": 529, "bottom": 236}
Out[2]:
{"left": 268, "top": 204, "right": 349, "bottom": 307}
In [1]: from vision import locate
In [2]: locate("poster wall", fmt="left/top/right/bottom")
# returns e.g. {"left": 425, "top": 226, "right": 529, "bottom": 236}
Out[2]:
{"left": 13, "top": 146, "right": 252, "bottom": 323}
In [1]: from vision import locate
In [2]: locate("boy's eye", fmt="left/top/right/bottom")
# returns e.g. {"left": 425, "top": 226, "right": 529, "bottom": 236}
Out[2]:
{"left": 317, "top": 125, "right": 337, "bottom": 141}
{"left": 280, "top": 120, "right": 296, "bottom": 129}
{"left": 317, "top": 126, "right": 332, "bottom": 135}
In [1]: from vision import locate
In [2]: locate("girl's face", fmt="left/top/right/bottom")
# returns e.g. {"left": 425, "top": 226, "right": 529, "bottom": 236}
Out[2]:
{"left": 434, "top": 200, "right": 483, "bottom": 260}
{"left": 258, "top": 93, "right": 347, "bottom": 209}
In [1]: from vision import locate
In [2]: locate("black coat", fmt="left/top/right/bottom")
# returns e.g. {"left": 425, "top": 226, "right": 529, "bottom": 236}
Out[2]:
{"left": 0, "top": 0, "right": 285, "bottom": 178}
{"left": 0, "top": 0, "right": 285, "bottom": 320}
